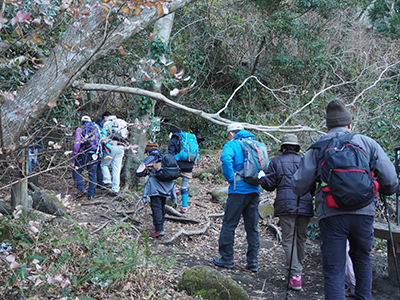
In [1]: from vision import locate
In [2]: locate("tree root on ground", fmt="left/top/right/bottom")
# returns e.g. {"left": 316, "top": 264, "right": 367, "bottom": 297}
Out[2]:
{"left": 163, "top": 213, "right": 224, "bottom": 244}
{"left": 165, "top": 215, "right": 201, "bottom": 223}
{"left": 265, "top": 223, "right": 282, "bottom": 243}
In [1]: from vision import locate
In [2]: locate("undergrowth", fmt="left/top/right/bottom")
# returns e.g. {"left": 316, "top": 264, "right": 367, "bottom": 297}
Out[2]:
{"left": 0, "top": 207, "right": 177, "bottom": 299}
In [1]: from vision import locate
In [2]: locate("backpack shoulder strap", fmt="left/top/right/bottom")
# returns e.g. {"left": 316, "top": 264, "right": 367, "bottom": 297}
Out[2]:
{"left": 308, "top": 132, "right": 356, "bottom": 150}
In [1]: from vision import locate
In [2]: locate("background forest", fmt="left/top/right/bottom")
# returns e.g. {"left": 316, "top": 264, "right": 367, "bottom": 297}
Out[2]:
{"left": 1, "top": 0, "right": 400, "bottom": 177}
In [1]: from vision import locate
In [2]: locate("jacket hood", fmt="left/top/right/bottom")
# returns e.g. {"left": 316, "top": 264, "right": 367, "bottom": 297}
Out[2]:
{"left": 106, "top": 115, "right": 117, "bottom": 122}
{"left": 233, "top": 130, "right": 255, "bottom": 140}
{"left": 172, "top": 131, "right": 181, "bottom": 139}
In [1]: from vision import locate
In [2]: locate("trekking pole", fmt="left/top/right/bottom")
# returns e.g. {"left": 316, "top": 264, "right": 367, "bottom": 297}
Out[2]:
{"left": 285, "top": 196, "right": 300, "bottom": 300}
{"left": 395, "top": 147, "right": 400, "bottom": 226}
{"left": 380, "top": 193, "right": 400, "bottom": 293}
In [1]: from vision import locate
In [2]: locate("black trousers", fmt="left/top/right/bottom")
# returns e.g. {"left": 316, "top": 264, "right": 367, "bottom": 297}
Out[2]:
{"left": 151, "top": 196, "right": 166, "bottom": 232}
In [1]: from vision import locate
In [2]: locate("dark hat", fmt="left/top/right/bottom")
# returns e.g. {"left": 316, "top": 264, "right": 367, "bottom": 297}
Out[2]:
{"left": 326, "top": 99, "right": 352, "bottom": 128}
{"left": 145, "top": 141, "right": 159, "bottom": 153}
{"left": 279, "top": 134, "right": 300, "bottom": 152}
{"left": 169, "top": 126, "right": 181, "bottom": 134}
{"left": 102, "top": 111, "right": 111, "bottom": 118}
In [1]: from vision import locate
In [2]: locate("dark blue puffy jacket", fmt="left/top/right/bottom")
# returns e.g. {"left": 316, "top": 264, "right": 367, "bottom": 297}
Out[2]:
{"left": 260, "top": 150, "right": 313, "bottom": 217}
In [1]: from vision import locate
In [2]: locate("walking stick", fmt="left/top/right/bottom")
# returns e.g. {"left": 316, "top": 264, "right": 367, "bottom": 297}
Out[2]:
{"left": 380, "top": 193, "right": 400, "bottom": 293}
{"left": 394, "top": 147, "right": 400, "bottom": 226}
{"left": 285, "top": 196, "right": 300, "bottom": 299}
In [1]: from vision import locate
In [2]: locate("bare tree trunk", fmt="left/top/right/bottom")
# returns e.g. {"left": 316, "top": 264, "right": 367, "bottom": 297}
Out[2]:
{"left": 122, "top": 13, "right": 176, "bottom": 189}
{"left": 0, "top": 0, "right": 194, "bottom": 151}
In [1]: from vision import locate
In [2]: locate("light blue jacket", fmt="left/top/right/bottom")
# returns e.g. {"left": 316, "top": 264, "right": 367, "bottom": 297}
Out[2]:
{"left": 220, "top": 130, "right": 260, "bottom": 195}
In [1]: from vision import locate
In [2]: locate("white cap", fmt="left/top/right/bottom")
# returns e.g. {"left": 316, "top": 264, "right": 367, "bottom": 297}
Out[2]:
{"left": 81, "top": 115, "right": 91, "bottom": 122}
{"left": 227, "top": 123, "right": 244, "bottom": 134}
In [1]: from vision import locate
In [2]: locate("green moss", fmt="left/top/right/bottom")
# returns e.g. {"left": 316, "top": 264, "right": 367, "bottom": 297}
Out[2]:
{"left": 199, "top": 149, "right": 217, "bottom": 156}
{"left": 178, "top": 265, "right": 250, "bottom": 300}
{"left": 258, "top": 204, "right": 274, "bottom": 220}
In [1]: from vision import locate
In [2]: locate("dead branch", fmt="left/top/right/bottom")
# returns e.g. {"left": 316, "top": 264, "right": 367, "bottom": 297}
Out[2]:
{"left": 266, "top": 223, "right": 282, "bottom": 243}
{"left": 92, "top": 221, "right": 111, "bottom": 233}
{"left": 165, "top": 205, "right": 186, "bottom": 217}
{"left": 77, "top": 82, "right": 323, "bottom": 135}
{"left": 163, "top": 213, "right": 224, "bottom": 244}
{"left": 165, "top": 215, "right": 201, "bottom": 224}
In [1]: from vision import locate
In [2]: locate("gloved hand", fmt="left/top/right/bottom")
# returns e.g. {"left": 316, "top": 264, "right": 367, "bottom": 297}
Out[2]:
{"left": 258, "top": 170, "right": 265, "bottom": 179}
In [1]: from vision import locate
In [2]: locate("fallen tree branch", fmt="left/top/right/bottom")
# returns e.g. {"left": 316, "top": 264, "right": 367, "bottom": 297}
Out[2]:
{"left": 266, "top": 223, "right": 282, "bottom": 243}
{"left": 93, "top": 221, "right": 111, "bottom": 233}
{"left": 77, "top": 82, "right": 324, "bottom": 135}
{"left": 165, "top": 205, "right": 187, "bottom": 217}
{"left": 165, "top": 215, "right": 201, "bottom": 224}
{"left": 163, "top": 213, "right": 224, "bottom": 244}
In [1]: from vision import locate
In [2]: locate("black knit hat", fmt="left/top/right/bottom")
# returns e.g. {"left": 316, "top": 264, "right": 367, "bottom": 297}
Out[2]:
{"left": 145, "top": 141, "right": 159, "bottom": 153}
{"left": 326, "top": 99, "right": 352, "bottom": 128}
{"left": 169, "top": 127, "right": 181, "bottom": 134}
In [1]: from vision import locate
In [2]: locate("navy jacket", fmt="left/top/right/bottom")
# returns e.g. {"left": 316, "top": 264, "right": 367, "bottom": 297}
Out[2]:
{"left": 260, "top": 150, "right": 313, "bottom": 217}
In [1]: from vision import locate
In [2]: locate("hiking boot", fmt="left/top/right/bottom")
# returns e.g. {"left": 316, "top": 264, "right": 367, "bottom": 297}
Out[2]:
{"left": 151, "top": 231, "right": 165, "bottom": 238}
{"left": 289, "top": 275, "right": 302, "bottom": 291}
{"left": 179, "top": 207, "right": 187, "bottom": 214}
{"left": 99, "top": 183, "right": 112, "bottom": 190}
{"left": 213, "top": 257, "right": 234, "bottom": 269}
{"left": 76, "top": 190, "right": 87, "bottom": 198}
{"left": 87, "top": 196, "right": 94, "bottom": 201}
{"left": 246, "top": 261, "right": 258, "bottom": 272}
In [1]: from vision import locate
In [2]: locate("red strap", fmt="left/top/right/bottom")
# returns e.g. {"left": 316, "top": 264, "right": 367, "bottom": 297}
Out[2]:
{"left": 254, "top": 143, "right": 263, "bottom": 171}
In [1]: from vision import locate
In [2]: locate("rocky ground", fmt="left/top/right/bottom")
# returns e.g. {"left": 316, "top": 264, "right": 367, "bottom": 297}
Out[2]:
{"left": 6, "top": 151, "right": 400, "bottom": 299}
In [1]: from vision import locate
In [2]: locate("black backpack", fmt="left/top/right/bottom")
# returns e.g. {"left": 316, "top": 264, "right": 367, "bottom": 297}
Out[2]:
{"left": 310, "top": 133, "right": 378, "bottom": 211}
{"left": 154, "top": 150, "right": 181, "bottom": 181}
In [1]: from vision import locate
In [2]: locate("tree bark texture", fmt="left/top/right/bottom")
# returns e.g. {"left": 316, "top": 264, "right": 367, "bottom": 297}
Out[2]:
{"left": 1, "top": 0, "right": 195, "bottom": 149}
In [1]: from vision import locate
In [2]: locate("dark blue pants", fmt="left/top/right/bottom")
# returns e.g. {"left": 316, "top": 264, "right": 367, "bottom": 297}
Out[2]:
{"left": 72, "top": 154, "right": 97, "bottom": 197}
{"left": 218, "top": 193, "right": 260, "bottom": 264}
{"left": 319, "top": 215, "right": 374, "bottom": 300}
{"left": 151, "top": 196, "right": 166, "bottom": 232}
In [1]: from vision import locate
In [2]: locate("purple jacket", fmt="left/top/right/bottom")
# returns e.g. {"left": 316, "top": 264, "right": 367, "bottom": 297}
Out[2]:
{"left": 72, "top": 127, "right": 83, "bottom": 163}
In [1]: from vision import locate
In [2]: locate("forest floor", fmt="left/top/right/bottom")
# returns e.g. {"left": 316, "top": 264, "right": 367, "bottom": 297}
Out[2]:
{"left": 14, "top": 151, "right": 400, "bottom": 299}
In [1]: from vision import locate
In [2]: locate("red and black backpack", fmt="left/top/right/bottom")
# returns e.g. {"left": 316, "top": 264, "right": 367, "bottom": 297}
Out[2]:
{"left": 310, "top": 133, "right": 378, "bottom": 211}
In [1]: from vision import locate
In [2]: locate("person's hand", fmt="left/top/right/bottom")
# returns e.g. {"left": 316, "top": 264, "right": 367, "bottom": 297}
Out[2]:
{"left": 258, "top": 170, "right": 265, "bottom": 179}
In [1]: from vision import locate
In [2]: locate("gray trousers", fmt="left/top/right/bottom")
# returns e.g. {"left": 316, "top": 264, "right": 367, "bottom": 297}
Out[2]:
{"left": 280, "top": 214, "right": 310, "bottom": 276}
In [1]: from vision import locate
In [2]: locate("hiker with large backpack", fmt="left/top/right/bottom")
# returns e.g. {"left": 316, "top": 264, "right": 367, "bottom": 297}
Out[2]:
{"left": 168, "top": 127, "right": 199, "bottom": 214}
{"left": 95, "top": 111, "right": 111, "bottom": 189}
{"left": 292, "top": 99, "right": 398, "bottom": 299}
{"left": 100, "top": 114, "right": 129, "bottom": 195}
{"left": 213, "top": 123, "right": 267, "bottom": 273}
{"left": 136, "top": 141, "right": 178, "bottom": 238}
{"left": 72, "top": 115, "right": 101, "bottom": 201}
{"left": 259, "top": 134, "right": 313, "bottom": 291}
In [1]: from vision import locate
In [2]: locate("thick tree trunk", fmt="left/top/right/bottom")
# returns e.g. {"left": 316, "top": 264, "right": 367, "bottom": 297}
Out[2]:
{"left": 123, "top": 13, "right": 176, "bottom": 189}
{"left": 1, "top": 0, "right": 195, "bottom": 150}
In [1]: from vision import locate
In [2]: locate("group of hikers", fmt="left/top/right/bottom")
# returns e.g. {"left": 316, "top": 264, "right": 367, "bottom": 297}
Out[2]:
{"left": 71, "top": 99, "right": 399, "bottom": 300}
{"left": 72, "top": 111, "right": 128, "bottom": 201}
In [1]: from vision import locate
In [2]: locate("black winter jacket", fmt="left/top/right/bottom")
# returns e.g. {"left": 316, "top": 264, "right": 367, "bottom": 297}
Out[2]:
{"left": 168, "top": 132, "right": 194, "bottom": 173}
{"left": 260, "top": 150, "right": 313, "bottom": 217}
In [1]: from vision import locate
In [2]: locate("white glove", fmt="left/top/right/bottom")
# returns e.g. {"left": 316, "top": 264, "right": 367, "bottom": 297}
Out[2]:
{"left": 258, "top": 170, "right": 265, "bottom": 179}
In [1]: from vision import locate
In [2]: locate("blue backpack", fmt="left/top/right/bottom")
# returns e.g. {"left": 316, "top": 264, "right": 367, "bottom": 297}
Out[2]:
{"left": 174, "top": 132, "right": 199, "bottom": 163}
{"left": 81, "top": 122, "right": 101, "bottom": 154}
{"left": 238, "top": 138, "right": 270, "bottom": 185}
